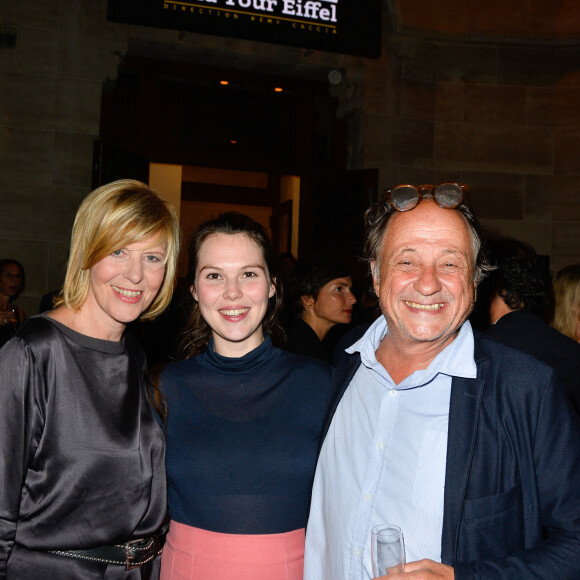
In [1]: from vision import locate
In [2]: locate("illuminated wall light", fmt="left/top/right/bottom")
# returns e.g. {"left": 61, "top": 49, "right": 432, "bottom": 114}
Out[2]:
{"left": 220, "top": 80, "right": 229, "bottom": 86}
{"left": 274, "top": 87, "right": 283, "bottom": 93}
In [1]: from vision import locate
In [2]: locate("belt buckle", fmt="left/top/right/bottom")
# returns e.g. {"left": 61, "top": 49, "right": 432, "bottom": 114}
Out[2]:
{"left": 125, "top": 537, "right": 154, "bottom": 570}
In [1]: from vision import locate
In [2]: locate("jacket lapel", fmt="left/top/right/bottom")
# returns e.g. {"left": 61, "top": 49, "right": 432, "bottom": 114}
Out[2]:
{"left": 440, "top": 335, "right": 488, "bottom": 563}
{"left": 319, "top": 353, "right": 361, "bottom": 447}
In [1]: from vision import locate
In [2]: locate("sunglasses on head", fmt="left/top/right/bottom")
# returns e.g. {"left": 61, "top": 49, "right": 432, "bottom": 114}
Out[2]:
{"left": 383, "top": 183, "right": 468, "bottom": 212}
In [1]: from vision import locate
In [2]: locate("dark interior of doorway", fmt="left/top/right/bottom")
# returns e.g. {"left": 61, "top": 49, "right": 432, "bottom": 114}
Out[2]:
{"left": 96, "top": 55, "right": 377, "bottom": 272}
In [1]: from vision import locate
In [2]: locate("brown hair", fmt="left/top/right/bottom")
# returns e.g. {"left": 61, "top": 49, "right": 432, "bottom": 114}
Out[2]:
{"left": 0, "top": 259, "right": 25, "bottom": 297}
{"left": 180, "top": 212, "right": 284, "bottom": 358}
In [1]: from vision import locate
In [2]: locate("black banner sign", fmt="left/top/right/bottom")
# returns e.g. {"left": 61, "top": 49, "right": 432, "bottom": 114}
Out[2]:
{"left": 107, "top": 0, "right": 381, "bottom": 58}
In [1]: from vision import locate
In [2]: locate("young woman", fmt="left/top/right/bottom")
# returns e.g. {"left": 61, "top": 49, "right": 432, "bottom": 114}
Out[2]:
{"left": 0, "top": 179, "right": 180, "bottom": 578}
{"left": 285, "top": 255, "right": 357, "bottom": 362}
{"left": 156, "top": 212, "right": 332, "bottom": 580}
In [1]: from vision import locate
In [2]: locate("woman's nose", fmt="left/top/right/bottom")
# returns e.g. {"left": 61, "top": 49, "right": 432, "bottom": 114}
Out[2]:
{"left": 224, "top": 278, "right": 242, "bottom": 299}
{"left": 347, "top": 290, "right": 357, "bottom": 304}
{"left": 124, "top": 256, "right": 145, "bottom": 284}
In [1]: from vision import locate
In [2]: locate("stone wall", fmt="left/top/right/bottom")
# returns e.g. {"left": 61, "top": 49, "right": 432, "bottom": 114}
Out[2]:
{"left": 1, "top": 0, "right": 579, "bottom": 314}
{"left": 0, "top": 0, "right": 362, "bottom": 312}
{"left": 369, "top": 0, "right": 580, "bottom": 271}
{"left": 0, "top": 1, "right": 125, "bottom": 313}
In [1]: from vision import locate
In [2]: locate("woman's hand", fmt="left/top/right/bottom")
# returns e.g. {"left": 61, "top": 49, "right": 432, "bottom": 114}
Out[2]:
{"left": 0, "top": 306, "right": 18, "bottom": 327}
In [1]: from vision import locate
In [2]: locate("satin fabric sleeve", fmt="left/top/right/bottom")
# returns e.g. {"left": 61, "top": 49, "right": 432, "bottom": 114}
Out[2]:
{"left": 0, "top": 337, "right": 46, "bottom": 578}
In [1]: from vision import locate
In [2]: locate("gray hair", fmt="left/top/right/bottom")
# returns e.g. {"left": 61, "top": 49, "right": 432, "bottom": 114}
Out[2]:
{"left": 363, "top": 193, "right": 493, "bottom": 285}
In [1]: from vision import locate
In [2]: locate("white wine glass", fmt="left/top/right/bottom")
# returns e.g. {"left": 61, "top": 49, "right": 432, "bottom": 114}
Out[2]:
{"left": 371, "top": 523, "right": 405, "bottom": 576}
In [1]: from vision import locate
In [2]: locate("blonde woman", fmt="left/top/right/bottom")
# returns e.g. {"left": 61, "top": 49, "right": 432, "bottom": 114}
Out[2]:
{"left": 0, "top": 180, "right": 180, "bottom": 578}
{"left": 552, "top": 263, "right": 580, "bottom": 343}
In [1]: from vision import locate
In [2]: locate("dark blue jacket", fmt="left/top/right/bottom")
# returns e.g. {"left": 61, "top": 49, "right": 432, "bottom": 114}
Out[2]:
{"left": 325, "top": 328, "right": 580, "bottom": 579}
{"left": 486, "top": 309, "right": 580, "bottom": 415}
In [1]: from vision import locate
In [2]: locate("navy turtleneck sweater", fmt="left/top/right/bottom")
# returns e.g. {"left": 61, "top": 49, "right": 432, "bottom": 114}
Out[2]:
{"left": 160, "top": 336, "right": 332, "bottom": 535}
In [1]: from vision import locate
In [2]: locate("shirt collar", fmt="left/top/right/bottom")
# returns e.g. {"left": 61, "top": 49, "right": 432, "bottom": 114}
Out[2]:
{"left": 346, "top": 316, "right": 477, "bottom": 389}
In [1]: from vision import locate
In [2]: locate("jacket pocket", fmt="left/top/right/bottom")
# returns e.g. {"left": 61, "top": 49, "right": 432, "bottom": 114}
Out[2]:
{"left": 462, "top": 482, "right": 525, "bottom": 561}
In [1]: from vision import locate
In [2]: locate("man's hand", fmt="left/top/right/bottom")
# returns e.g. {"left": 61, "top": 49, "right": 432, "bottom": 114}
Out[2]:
{"left": 375, "top": 559, "right": 454, "bottom": 579}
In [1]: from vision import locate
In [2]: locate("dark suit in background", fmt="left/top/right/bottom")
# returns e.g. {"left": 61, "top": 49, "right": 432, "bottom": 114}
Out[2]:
{"left": 486, "top": 310, "right": 580, "bottom": 415}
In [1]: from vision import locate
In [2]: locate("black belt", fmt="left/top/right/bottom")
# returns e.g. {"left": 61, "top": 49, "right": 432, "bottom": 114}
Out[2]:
{"left": 49, "top": 532, "right": 166, "bottom": 570}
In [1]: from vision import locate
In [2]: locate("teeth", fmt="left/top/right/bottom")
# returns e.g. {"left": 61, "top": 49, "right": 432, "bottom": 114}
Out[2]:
{"left": 114, "top": 287, "right": 141, "bottom": 298}
{"left": 405, "top": 301, "right": 444, "bottom": 311}
{"left": 221, "top": 308, "right": 249, "bottom": 316}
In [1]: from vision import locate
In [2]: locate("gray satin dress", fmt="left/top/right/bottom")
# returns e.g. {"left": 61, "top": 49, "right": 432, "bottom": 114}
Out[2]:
{"left": 0, "top": 315, "right": 167, "bottom": 579}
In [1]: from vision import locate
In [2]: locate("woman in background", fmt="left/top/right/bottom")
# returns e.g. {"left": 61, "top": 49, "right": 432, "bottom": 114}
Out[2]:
{"left": 0, "top": 258, "right": 27, "bottom": 348}
{"left": 552, "top": 263, "right": 580, "bottom": 342}
{"left": 156, "top": 212, "right": 331, "bottom": 580}
{"left": 0, "top": 179, "right": 180, "bottom": 578}
{"left": 285, "top": 255, "right": 357, "bottom": 363}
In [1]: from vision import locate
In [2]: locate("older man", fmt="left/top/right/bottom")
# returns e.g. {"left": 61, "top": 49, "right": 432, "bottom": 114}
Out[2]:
{"left": 304, "top": 184, "right": 580, "bottom": 579}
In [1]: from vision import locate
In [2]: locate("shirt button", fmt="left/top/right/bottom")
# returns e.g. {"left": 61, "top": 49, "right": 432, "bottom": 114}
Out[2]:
{"left": 354, "top": 548, "right": 361, "bottom": 558}
{"left": 376, "top": 441, "right": 384, "bottom": 449}
{"left": 390, "top": 390, "right": 398, "bottom": 397}
{"left": 364, "top": 494, "right": 371, "bottom": 502}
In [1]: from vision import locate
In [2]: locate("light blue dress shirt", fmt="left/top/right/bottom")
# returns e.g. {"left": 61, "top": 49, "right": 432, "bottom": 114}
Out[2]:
{"left": 304, "top": 317, "right": 477, "bottom": 580}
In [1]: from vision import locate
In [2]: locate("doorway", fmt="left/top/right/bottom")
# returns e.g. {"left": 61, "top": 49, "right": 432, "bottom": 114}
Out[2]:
{"left": 148, "top": 163, "right": 299, "bottom": 277}
{"left": 96, "top": 54, "right": 375, "bottom": 271}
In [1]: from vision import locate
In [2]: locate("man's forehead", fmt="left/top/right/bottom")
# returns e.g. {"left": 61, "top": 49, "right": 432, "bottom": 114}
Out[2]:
{"left": 381, "top": 203, "right": 472, "bottom": 253}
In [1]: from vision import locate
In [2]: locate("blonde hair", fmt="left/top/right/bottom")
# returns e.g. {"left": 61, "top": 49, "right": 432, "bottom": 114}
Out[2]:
{"left": 55, "top": 179, "right": 181, "bottom": 321}
{"left": 552, "top": 263, "right": 580, "bottom": 341}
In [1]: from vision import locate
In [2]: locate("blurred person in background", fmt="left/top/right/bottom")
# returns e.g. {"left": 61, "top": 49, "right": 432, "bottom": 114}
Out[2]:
{"left": 483, "top": 237, "right": 580, "bottom": 415}
{"left": 0, "top": 259, "right": 27, "bottom": 348}
{"left": 38, "top": 289, "right": 60, "bottom": 314}
{"left": 552, "top": 263, "right": 580, "bottom": 343}
{"left": 0, "top": 179, "right": 180, "bottom": 578}
{"left": 285, "top": 255, "right": 357, "bottom": 363}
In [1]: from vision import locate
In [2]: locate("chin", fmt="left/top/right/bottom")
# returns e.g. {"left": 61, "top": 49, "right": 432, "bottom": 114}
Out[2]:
{"left": 114, "top": 309, "right": 147, "bottom": 324}
{"left": 411, "top": 329, "right": 449, "bottom": 343}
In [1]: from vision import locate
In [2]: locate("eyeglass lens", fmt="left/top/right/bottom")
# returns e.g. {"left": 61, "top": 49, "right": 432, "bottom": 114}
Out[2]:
{"left": 434, "top": 184, "right": 463, "bottom": 208}
{"left": 391, "top": 186, "right": 420, "bottom": 210}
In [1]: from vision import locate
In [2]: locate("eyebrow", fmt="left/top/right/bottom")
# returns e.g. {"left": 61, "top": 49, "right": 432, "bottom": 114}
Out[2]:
{"left": 395, "top": 247, "right": 465, "bottom": 256}
{"left": 119, "top": 245, "right": 166, "bottom": 252}
{"left": 198, "top": 264, "right": 267, "bottom": 272}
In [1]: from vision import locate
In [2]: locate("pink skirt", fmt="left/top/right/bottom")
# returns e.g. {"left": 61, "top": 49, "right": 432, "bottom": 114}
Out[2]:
{"left": 160, "top": 520, "right": 305, "bottom": 580}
